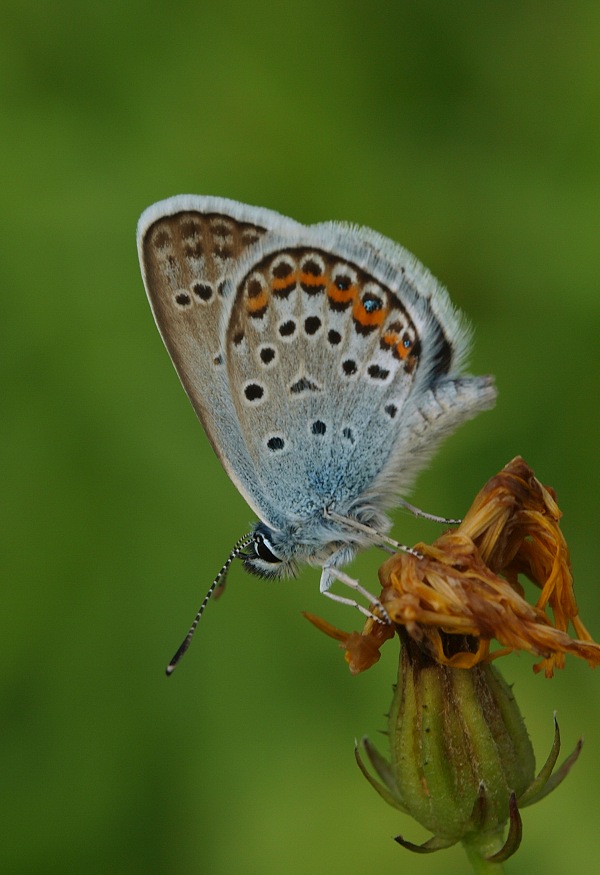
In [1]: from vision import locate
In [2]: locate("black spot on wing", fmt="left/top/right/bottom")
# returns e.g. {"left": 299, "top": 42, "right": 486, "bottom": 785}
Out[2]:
{"left": 428, "top": 325, "right": 453, "bottom": 381}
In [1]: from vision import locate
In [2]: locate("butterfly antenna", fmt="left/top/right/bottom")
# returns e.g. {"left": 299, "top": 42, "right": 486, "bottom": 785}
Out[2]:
{"left": 165, "top": 534, "right": 253, "bottom": 676}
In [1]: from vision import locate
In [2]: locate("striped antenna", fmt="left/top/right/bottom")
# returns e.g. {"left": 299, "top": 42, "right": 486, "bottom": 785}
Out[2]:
{"left": 165, "top": 534, "right": 253, "bottom": 676}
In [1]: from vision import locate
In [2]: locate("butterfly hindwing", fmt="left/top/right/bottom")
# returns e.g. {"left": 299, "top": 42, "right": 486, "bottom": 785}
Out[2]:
{"left": 223, "top": 227, "right": 446, "bottom": 521}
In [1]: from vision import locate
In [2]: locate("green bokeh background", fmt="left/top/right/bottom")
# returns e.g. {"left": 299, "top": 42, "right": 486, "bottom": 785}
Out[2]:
{"left": 3, "top": 2, "right": 599, "bottom": 873}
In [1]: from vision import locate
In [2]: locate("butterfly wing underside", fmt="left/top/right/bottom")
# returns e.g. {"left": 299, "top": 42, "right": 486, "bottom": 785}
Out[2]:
{"left": 139, "top": 197, "right": 496, "bottom": 535}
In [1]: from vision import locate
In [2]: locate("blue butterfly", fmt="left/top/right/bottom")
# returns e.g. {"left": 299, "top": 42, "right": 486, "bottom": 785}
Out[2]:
{"left": 137, "top": 196, "right": 495, "bottom": 670}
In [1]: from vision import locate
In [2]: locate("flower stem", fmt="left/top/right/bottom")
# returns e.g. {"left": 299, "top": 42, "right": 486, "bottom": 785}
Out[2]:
{"left": 462, "top": 834, "right": 506, "bottom": 874}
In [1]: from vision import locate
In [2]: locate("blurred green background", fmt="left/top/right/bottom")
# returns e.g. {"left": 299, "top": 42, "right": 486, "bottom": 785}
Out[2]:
{"left": 2, "top": 2, "right": 599, "bottom": 873}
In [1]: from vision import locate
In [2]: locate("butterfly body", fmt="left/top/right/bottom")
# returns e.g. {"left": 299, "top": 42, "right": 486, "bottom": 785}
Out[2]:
{"left": 138, "top": 196, "right": 496, "bottom": 602}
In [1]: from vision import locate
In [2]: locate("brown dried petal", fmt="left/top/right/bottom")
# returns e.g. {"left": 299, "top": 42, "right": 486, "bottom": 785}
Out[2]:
{"left": 310, "top": 457, "right": 600, "bottom": 675}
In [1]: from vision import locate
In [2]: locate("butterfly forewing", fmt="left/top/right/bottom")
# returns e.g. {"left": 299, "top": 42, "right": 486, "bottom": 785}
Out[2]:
{"left": 139, "top": 202, "right": 286, "bottom": 519}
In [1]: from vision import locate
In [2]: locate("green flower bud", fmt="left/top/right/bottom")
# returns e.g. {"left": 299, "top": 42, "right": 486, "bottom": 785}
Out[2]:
{"left": 357, "top": 630, "right": 582, "bottom": 865}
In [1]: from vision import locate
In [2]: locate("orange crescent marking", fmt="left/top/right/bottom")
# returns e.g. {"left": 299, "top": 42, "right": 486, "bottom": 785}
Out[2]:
{"left": 395, "top": 339, "right": 410, "bottom": 359}
{"left": 247, "top": 289, "right": 270, "bottom": 312}
{"left": 271, "top": 271, "right": 299, "bottom": 292}
{"left": 352, "top": 299, "right": 388, "bottom": 328}
{"left": 299, "top": 272, "right": 327, "bottom": 287}
{"left": 327, "top": 282, "right": 357, "bottom": 305}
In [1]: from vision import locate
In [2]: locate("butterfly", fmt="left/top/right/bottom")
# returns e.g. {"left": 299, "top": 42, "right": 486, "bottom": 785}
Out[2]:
{"left": 137, "top": 195, "right": 496, "bottom": 671}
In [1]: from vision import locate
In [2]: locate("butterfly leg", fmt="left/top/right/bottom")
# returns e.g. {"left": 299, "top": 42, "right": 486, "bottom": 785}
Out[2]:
{"left": 324, "top": 509, "right": 423, "bottom": 558}
{"left": 319, "top": 566, "right": 391, "bottom": 624}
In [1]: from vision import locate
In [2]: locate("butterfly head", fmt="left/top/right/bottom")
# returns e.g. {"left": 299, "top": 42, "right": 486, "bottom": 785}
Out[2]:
{"left": 241, "top": 521, "right": 298, "bottom": 580}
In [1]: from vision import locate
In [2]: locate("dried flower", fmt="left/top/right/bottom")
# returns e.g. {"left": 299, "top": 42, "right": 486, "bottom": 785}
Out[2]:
{"left": 308, "top": 457, "right": 600, "bottom": 677}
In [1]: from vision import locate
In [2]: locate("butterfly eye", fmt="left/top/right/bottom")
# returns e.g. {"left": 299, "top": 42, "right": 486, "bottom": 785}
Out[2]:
{"left": 254, "top": 535, "right": 282, "bottom": 564}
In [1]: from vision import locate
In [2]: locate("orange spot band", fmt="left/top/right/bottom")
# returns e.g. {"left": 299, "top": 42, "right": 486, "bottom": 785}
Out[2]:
{"left": 395, "top": 340, "right": 409, "bottom": 359}
{"left": 352, "top": 300, "right": 387, "bottom": 327}
{"left": 247, "top": 289, "right": 269, "bottom": 312}
{"left": 327, "top": 282, "right": 357, "bottom": 304}
{"left": 271, "top": 273, "right": 298, "bottom": 291}
{"left": 300, "top": 272, "right": 327, "bottom": 287}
